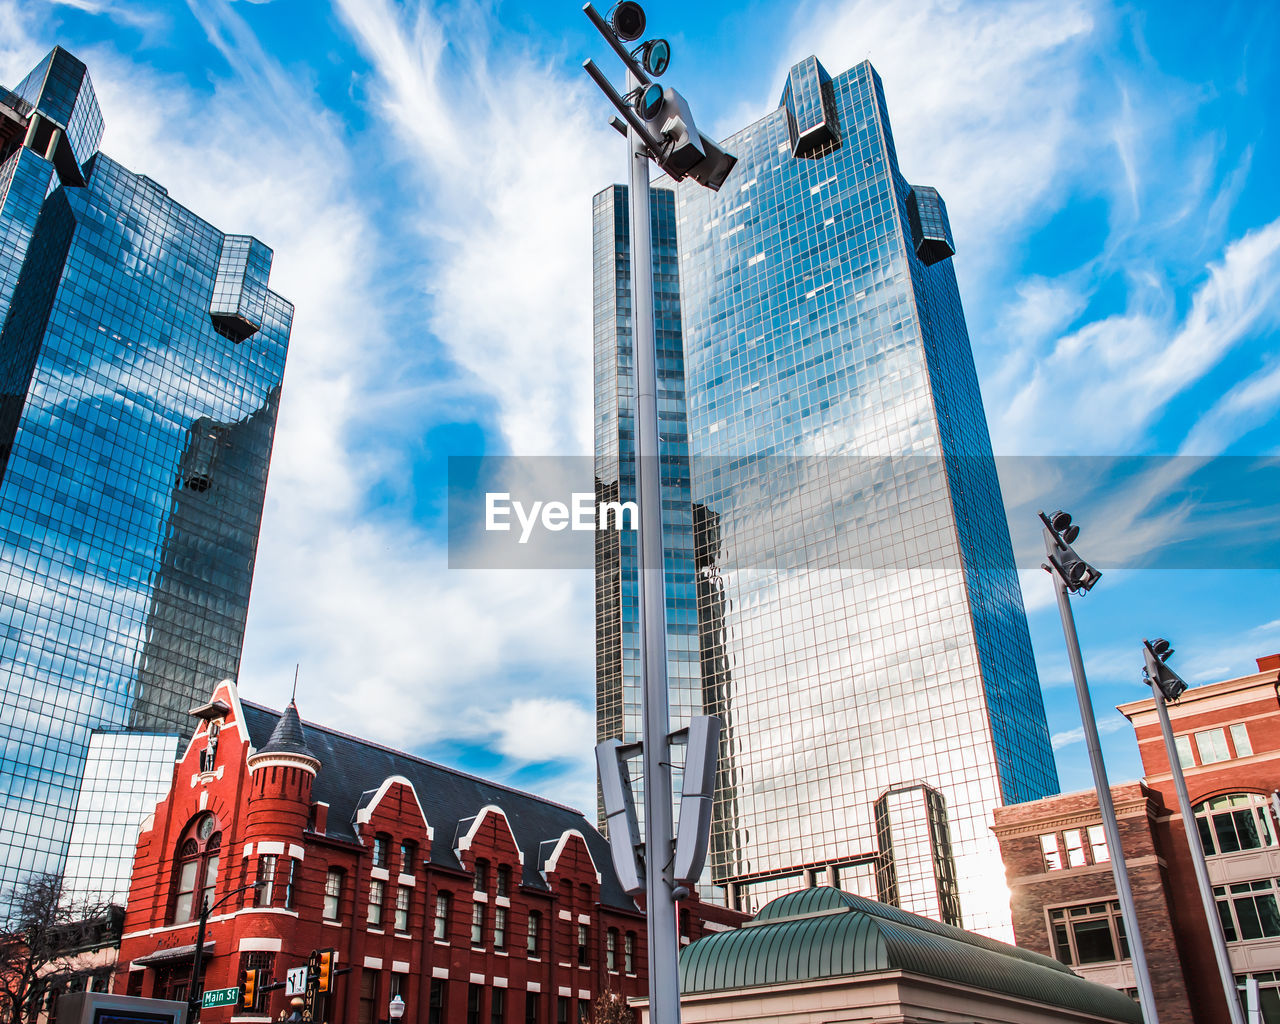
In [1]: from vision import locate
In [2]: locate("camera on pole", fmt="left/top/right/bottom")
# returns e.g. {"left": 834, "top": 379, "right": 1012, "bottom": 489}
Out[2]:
{"left": 1142, "top": 638, "right": 1188, "bottom": 701}
{"left": 1039, "top": 509, "right": 1101, "bottom": 594}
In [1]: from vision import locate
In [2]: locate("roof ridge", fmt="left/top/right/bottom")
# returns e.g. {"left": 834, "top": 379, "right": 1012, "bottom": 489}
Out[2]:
{"left": 239, "top": 700, "right": 588, "bottom": 818}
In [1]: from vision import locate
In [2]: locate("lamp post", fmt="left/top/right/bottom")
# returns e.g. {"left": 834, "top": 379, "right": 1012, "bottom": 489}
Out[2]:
{"left": 1141, "top": 638, "right": 1246, "bottom": 1024}
{"left": 188, "top": 881, "right": 262, "bottom": 1020}
{"left": 1039, "top": 510, "right": 1159, "bottom": 1023}
{"left": 583, "top": 7, "right": 734, "bottom": 1024}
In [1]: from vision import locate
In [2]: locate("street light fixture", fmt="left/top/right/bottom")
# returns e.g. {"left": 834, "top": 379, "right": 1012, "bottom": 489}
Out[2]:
{"left": 1141, "top": 638, "right": 1245, "bottom": 1024}
{"left": 584, "top": 8, "right": 732, "bottom": 1024}
{"left": 1040, "top": 510, "right": 1159, "bottom": 1023}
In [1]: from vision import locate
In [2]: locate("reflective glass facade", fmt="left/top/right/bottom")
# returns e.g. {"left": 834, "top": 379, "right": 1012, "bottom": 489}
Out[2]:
{"left": 593, "top": 185, "right": 699, "bottom": 823}
{"left": 593, "top": 57, "right": 1056, "bottom": 939}
{"left": 0, "top": 49, "right": 291, "bottom": 898}
{"left": 62, "top": 731, "right": 179, "bottom": 904}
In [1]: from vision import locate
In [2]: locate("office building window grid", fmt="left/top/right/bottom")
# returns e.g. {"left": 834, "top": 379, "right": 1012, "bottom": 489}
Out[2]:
{"left": 596, "top": 56, "right": 1056, "bottom": 939}
{"left": 0, "top": 47, "right": 292, "bottom": 900}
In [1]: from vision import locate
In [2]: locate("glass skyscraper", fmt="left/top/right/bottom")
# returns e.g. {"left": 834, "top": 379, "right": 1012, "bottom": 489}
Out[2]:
{"left": 0, "top": 48, "right": 291, "bottom": 900}
{"left": 593, "top": 56, "right": 1057, "bottom": 940}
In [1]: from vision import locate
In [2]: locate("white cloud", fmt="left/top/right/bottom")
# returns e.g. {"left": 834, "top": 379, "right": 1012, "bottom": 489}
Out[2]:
{"left": 480, "top": 698, "right": 596, "bottom": 764}
{"left": 333, "top": 0, "right": 615, "bottom": 456}
{"left": 1050, "top": 714, "right": 1129, "bottom": 751}
{"left": 997, "top": 217, "right": 1280, "bottom": 453}
{"left": 0, "top": 1, "right": 601, "bottom": 811}
{"left": 775, "top": 0, "right": 1095, "bottom": 284}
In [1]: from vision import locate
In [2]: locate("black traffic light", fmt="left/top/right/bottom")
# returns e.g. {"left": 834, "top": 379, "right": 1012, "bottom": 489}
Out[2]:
{"left": 1039, "top": 509, "right": 1101, "bottom": 594}
{"left": 1143, "top": 637, "right": 1188, "bottom": 701}
{"left": 242, "top": 969, "right": 257, "bottom": 1009}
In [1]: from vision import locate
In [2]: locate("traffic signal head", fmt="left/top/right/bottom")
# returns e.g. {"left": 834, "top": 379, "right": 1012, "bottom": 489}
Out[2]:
{"left": 1143, "top": 638, "right": 1188, "bottom": 701}
{"left": 637, "top": 38, "right": 670, "bottom": 77}
{"left": 608, "top": 1, "right": 645, "bottom": 40}
{"left": 317, "top": 950, "right": 335, "bottom": 993}
{"left": 1039, "top": 509, "right": 1101, "bottom": 594}
{"left": 242, "top": 969, "right": 257, "bottom": 1009}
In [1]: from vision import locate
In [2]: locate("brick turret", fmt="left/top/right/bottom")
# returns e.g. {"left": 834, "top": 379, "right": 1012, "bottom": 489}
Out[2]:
{"left": 243, "top": 701, "right": 319, "bottom": 844}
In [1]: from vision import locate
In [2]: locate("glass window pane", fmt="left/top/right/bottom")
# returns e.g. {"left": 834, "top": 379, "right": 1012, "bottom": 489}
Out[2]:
{"left": 1237, "top": 897, "right": 1265, "bottom": 940}
{"left": 1064, "top": 830, "right": 1086, "bottom": 867}
{"left": 1236, "top": 810, "right": 1264, "bottom": 851}
{"left": 1087, "top": 825, "right": 1110, "bottom": 863}
{"left": 1198, "top": 816, "right": 1217, "bottom": 856}
{"left": 1258, "top": 895, "right": 1280, "bottom": 938}
{"left": 1231, "top": 724, "right": 1253, "bottom": 757}
{"left": 1217, "top": 900, "right": 1238, "bottom": 942}
{"left": 1216, "top": 813, "right": 1243, "bottom": 854}
{"left": 1197, "top": 729, "right": 1231, "bottom": 764}
{"left": 1072, "top": 919, "right": 1117, "bottom": 964}
{"left": 1175, "top": 734, "right": 1196, "bottom": 768}
{"left": 1040, "top": 834, "right": 1062, "bottom": 871}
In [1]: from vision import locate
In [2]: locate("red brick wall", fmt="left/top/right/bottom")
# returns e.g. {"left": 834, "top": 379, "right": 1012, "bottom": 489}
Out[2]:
{"left": 116, "top": 683, "right": 742, "bottom": 1024}
{"left": 993, "top": 784, "right": 1193, "bottom": 1024}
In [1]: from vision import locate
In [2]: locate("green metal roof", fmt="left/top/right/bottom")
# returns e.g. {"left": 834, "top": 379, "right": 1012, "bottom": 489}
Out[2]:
{"left": 680, "top": 889, "right": 1142, "bottom": 1023}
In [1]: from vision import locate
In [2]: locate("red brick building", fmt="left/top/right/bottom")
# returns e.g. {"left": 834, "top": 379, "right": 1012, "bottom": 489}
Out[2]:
{"left": 114, "top": 680, "right": 739, "bottom": 1024}
{"left": 993, "top": 653, "right": 1280, "bottom": 1024}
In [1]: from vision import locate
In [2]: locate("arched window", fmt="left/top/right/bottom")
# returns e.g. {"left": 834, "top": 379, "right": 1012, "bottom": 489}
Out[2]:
{"left": 171, "top": 815, "right": 221, "bottom": 924}
{"left": 474, "top": 859, "right": 489, "bottom": 893}
{"left": 1195, "top": 793, "right": 1277, "bottom": 856}
{"left": 496, "top": 864, "right": 511, "bottom": 897}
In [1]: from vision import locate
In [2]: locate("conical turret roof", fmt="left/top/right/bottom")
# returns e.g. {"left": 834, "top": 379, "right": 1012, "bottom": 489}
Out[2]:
{"left": 256, "top": 700, "right": 319, "bottom": 761}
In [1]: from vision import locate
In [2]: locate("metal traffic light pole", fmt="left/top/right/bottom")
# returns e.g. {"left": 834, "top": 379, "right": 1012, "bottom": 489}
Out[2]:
{"left": 1040, "top": 512, "right": 1159, "bottom": 1023}
{"left": 1142, "top": 640, "right": 1245, "bottom": 1024}
{"left": 583, "top": 7, "right": 735, "bottom": 1023}
{"left": 623, "top": 60, "right": 683, "bottom": 1024}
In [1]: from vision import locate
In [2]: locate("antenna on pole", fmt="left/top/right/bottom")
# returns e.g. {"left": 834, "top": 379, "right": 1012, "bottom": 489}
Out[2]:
{"left": 292, "top": 664, "right": 299, "bottom": 704}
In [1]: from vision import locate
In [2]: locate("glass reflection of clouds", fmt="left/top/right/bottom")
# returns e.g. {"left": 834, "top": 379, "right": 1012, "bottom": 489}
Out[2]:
{"left": 594, "top": 56, "right": 1056, "bottom": 941}
{"left": 0, "top": 49, "right": 291, "bottom": 898}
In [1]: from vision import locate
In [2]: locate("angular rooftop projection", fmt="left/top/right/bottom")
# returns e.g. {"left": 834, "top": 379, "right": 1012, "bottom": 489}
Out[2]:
{"left": 907, "top": 184, "right": 956, "bottom": 265}
{"left": 781, "top": 56, "right": 840, "bottom": 158}
{"left": 0, "top": 46, "right": 102, "bottom": 186}
{"left": 209, "top": 235, "right": 273, "bottom": 342}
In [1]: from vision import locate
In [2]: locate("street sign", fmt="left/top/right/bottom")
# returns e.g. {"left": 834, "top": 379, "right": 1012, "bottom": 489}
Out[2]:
{"left": 202, "top": 988, "right": 240, "bottom": 1009}
{"left": 286, "top": 967, "right": 309, "bottom": 997}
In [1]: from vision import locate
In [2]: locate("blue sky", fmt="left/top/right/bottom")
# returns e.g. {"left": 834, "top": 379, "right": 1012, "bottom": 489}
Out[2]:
{"left": 4, "top": 0, "right": 1278, "bottom": 814}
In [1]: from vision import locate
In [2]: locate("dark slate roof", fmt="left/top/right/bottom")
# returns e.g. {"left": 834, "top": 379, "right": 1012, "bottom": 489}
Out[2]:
{"left": 239, "top": 701, "right": 635, "bottom": 911}
{"left": 680, "top": 888, "right": 1142, "bottom": 1023}
{"left": 256, "top": 701, "right": 318, "bottom": 759}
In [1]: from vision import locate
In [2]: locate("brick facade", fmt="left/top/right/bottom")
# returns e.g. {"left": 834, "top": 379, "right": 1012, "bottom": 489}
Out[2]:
{"left": 993, "top": 653, "right": 1280, "bottom": 1024}
{"left": 114, "top": 680, "right": 741, "bottom": 1024}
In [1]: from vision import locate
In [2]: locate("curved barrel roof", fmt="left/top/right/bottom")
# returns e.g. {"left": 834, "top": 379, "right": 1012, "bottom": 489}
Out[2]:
{"left": 680, "top": 888, "right": 1141, "bottom": 1023}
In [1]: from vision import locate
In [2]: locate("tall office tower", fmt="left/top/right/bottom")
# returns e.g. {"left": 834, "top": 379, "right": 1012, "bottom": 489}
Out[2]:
{"left": 0, "top": 48, "right": 291, "bottom": 900}
{"left": 593, "top": 57, "right": 1058, "bottom": 940}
